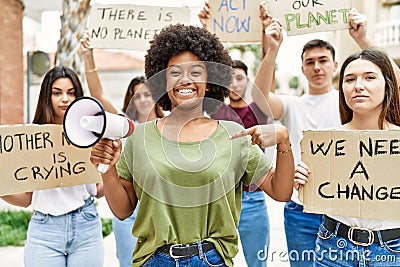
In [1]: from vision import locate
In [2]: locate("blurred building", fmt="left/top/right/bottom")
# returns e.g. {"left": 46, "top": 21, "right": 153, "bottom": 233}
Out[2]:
{"left": 327, "top": 0, "right": 400, "bottom": 68}
{"left": 0, "top": 0, "right": 24, "bottom": 124}
{"left": 23, "top": 0, "right": 145, "bottom": 123}
{"left": 278, "top": 0, "right": 400, "bottom": 96}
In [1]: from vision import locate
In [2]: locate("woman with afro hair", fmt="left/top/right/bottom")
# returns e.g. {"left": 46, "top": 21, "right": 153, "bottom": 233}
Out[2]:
{"left": 90, "top": 23, "right": 294, "bottom": 267}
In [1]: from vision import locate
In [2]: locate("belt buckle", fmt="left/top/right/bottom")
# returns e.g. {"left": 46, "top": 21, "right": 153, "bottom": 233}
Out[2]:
{"left": 347, "top": 226, "right": 374, "bottom": 246}
{"left": 169, "top": 244, "right": 185, "bottom": 259}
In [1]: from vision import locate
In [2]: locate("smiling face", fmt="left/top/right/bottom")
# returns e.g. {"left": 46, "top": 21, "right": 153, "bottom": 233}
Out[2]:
{"left": 51, "top": 77, "right": 76, "bottom": 124}
{"left": 166, "top": 51, "right": 208, "bottom": 111}
{"left": 342, "top": 59, "right": 386, "bottom": 117}
{"left": 301, "top": 47, "right": 338, "bottom": 94}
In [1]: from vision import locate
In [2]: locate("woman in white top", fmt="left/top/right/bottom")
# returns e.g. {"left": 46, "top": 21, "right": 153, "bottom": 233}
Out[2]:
{"left": 1, "top": 66, "right": 105, "bottom": 267}
{"left": 297, "top": 48, "right": 400, "bottom": 266}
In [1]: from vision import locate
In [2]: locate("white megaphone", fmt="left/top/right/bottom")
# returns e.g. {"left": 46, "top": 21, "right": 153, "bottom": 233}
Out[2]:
{"left": 63, "top": 96, "right": 134, "bottom": 173}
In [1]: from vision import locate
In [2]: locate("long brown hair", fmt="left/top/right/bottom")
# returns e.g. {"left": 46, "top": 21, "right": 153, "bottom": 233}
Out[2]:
{"left": 123, "top": 76, "right": 164, "bottom": 120}
{"left": 338, "top": 48, "right": 400, "bottom": 129}
{"left": 33, "top": 66, "right": 83, "bottom": 124}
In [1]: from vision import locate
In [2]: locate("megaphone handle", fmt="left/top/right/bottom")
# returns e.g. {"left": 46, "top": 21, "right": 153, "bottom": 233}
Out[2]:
{"left": 98, "top": 164, "right": 109, "bottom": 173}
{"left": 97, "top": 136, "right": 123, "bottom": 173}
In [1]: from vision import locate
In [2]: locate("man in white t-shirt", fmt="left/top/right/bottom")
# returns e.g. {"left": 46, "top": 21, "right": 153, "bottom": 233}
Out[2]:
{"left": 253, "top": 7, "right": 378, "bottom": 267}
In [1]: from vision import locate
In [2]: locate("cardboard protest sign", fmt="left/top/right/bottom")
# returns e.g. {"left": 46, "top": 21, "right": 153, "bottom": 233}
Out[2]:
{"left": 209, "top": 0, "right": 262, "bottom": 43}
{"left": 0, "top": 124, "right": 101, "bottom": 196}
{"left": 87, "top": 4, "right": 191, "bottom": 50}
{"left": 299, "top": 130, "right": 400, "bottom": 222}
{"left": 266, "top": 0, "right": 352, "bottom": 36}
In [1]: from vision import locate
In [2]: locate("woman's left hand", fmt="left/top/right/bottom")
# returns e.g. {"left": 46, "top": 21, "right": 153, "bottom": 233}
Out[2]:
{"left": 294, "top": 161, "right": 311, "bottom": 190}
{"left": 348, "top": 8, "right": 368, "bottom": 43}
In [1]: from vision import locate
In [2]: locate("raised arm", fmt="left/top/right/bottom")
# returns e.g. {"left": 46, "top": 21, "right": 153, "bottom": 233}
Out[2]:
{"left": 260, "top": 2, "right": 273, "bottom": 58}
{"left": 80, "top": 31, "right": 118, "bottom": 114}
{"left": 348, "top": 9, "right": 372, "bottom": 49}
{"left": 260, "top": 3, "right": 277, "bottom": 94}
{"left": 348, "top": 8, "right": 400, "bottom": 83}
{"left": 90, "top": 139, "right": 137, "bottom": 220}
{"left": 252, "top": 18, "right": 284, "bottom": 120}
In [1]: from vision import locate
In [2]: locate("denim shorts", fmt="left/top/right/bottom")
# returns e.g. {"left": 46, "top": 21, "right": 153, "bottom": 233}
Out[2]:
{"left": 284, "top": 200, "right": 323, "bottom": 266}
{"left": 112, "top": 204, "right": 139, "bottom": 267}
{"left": 24, "top": 198, "right": 104, "bottom": 267}
{"left": 238, "top": 191, "right": 269, "bottom": 267}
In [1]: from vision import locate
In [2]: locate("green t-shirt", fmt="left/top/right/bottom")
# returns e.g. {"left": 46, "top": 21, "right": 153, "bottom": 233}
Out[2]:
{"left": 116, "top": 120, "right": 270, "bottom": 267}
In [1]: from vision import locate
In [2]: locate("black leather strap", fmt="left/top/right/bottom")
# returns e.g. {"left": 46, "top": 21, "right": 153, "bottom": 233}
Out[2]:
{"left": 158, "top": 241, "right": 215, "bottom": 258}
{"left": 324, "top": 216, "right": 400, "bottom": 245}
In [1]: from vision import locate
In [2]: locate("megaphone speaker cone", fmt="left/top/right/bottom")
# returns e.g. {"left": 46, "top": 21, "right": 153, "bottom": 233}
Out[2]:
{"left": 63, "top": 96, "right": 135, "bottom": 148}
{"left": 63, "top": 96, "right": 135, "bottom": 173}
{"left": 63, "top": 96, "right": 106, "bottom": 148}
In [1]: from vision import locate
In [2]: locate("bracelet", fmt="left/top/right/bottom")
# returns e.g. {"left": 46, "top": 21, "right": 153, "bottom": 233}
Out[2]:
{"left": 277, "top": 143, "right": 291, "bottom": 154}
{"left": 85, "top": 67, "right": 97, "bottom": 73}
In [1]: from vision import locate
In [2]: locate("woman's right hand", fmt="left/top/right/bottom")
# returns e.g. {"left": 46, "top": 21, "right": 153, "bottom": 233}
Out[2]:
{"left": 90, "top": 139, "right": 122, "bottom": 172}
{"left": 294, "top": 161, "right": 310, "bottom": 190}
{"left": 230, "top": 124, "right": 289, "bottom": 149}
{"left": 79, "top": 30, "right": 93, "bottom": 55}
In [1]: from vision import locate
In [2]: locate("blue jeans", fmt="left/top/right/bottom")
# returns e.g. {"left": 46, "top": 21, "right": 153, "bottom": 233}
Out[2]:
{"left": 315, "top": 224, "right": 400, "bottom": 266}
{"left": 284, "top": 200, "right": 323, "bottom": 267}
{"left": 24, "top": 198, "right": 104, "bottom": 267}
{"left": 112, "top": 204, "right": 139, "bottom": 267}
{"left": 238, "top": 191, "right": 270, "bottom": 267}
{"left": 142, "top": 243, "right": 227, "bottom": 267}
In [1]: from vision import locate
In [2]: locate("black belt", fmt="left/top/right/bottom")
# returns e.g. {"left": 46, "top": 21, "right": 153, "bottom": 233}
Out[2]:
{"left": 158, "top": 241, "right": 215, "bottom": 259}
{"left": 323, "top": 216, "right": 400, "bottom": 246}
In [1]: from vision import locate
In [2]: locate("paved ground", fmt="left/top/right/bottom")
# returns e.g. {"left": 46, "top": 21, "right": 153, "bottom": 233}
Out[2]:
{"left": 0, "top": 196, "right": 290, "bottom": 266}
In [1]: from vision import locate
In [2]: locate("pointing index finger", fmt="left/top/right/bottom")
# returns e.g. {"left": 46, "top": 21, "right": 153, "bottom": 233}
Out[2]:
{"left": 229, "top": 129, "right": 250, "bottom": 140}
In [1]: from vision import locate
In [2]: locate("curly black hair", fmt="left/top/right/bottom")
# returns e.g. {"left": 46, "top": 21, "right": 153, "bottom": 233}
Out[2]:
{"left": 145, "top": 24, "right": 232, "bottom": 113}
